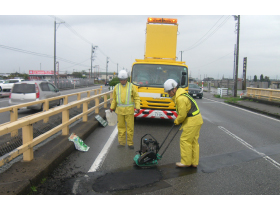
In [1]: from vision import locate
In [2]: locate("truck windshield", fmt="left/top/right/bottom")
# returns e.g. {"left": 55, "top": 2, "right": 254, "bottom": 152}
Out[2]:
{"left": 131, "top": 64, "right": 188, "bottom": 88}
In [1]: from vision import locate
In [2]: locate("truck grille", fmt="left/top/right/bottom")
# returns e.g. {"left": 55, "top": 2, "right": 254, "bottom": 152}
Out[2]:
{"left": 140, "top": 100, "right": 174, "bottom": 109}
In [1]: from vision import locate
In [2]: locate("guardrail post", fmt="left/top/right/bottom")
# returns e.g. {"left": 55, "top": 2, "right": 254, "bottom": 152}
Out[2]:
{"left": 83, "top": 102, "right": 88, "bottom": 122}
{"left": 87, "top": 91, "right": 90, "bottom": 98}
{"left": 95, "top": 97, "right": 99, "bottom": 114}
{"left": 104, "top": 94, "right": 108, "bottom": 108}
{"left": 62, "top": 108, "right": 69, "bottom": 136}
{"left": 64, "top": 95, "right": 68, "bottom": 105}
{"left": 257, "top": 89, "right": 261, "bottom": 99}
{"left": 77, "top": 93, "right": 81, "bottom": 108}
{"left": 43, "top": 100, "right": 49, "bottom": 123}
{"left": 22, "top": 124, "right": 34, "bottom": 161}
{"left": 269, "top": 89, "right": 272, "bottom": 101}
{"left": 99, "top": 86, "right": 102, "bottom": 94}
{"left": 252, "top": 89, "right": 256, "bottom": 98}
{"left": 10, "top": 107, "right": 18, "bottom": 137}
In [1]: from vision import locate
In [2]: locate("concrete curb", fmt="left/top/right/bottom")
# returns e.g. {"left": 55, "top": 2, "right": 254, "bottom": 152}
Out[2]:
{"left": 0, "top": 108, "right": 107, "bottom": 195}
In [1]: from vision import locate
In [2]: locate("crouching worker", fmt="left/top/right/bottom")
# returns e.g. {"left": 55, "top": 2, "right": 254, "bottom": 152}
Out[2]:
{"left": 110, "top": 70, "right": 140, "bottom": 149}
{"left": 163, "top": 79, "right": 203, "bottom": 167}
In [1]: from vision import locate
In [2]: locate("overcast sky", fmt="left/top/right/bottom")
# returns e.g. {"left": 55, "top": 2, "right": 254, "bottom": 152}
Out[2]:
{"left": 1, "top": 1, "right": 280, "bottom": 80}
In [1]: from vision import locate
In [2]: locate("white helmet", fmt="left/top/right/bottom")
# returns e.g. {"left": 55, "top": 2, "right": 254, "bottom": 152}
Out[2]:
{"left": 118, "top": 70, "right": 128, "bottom": 79}
{"left": 164, "top": 79, "right": 178, "bottom": 92}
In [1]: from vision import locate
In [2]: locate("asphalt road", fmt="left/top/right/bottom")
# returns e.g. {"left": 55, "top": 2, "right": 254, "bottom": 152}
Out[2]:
{"left": 33, "top": 91, "right": 280, "bottom": 195}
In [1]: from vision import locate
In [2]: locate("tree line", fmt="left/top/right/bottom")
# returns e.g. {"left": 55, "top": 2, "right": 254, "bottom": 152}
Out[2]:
{"left": 253, "top": 74, "right": 270, "bottom": 82}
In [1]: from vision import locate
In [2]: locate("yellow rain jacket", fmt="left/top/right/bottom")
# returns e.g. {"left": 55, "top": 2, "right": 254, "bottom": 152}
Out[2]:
{"left": 172, "top": 88, "right": 203, "bottom": 129}
{"left": 110, "top": 82, "right": 140, "bottom": 115}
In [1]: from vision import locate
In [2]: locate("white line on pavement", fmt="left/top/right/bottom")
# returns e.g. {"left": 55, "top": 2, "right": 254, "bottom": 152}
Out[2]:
{"left": 203, "top": 98, "right": 280, "bottom": 122}
{"left": 88, "top": 126, "right": 118, "bottom": 172}
{"left": 219, "top": 126, "right": 280, "bottom": 170}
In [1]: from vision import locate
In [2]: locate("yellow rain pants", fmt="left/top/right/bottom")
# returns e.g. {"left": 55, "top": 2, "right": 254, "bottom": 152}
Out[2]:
{"left": 117, "top": 114, "right": 135, "bottom": 146}
{"left": 172, "top": 88, "right": 203, "bottom": 166}
{"left": 110, "top": 82, "right": 140, "bottom": 146}
{"left": 180, "top": 124, "right": 202, "bottom": 166}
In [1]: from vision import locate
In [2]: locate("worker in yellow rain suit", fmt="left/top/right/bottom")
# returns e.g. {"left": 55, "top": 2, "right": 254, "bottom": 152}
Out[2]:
{"left": 164, "top": 79, "right": 203, "bottom": 167}
{"left": 110, "top": 70, "right": 140, "bottom": 149}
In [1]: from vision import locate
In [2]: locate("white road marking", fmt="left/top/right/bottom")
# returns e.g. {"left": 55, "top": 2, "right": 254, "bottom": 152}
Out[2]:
{"left": 219, "top": 126, "right": 280, "bottom": 170}
{"left": 72, "top": 126, "right": 118, "bottom": 194}
{"left": 88, "top": 126, "right": 118, "bottom": 172}
{"left": 0, "top": 99, "right": 9, "bottom": 103}
{"left": 203, "top": 98, "right": 280, "bottom": 122}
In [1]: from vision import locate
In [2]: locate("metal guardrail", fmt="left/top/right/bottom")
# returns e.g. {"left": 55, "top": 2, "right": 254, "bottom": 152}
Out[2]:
{"left": 247, "top": 87, "right": 280, "bottom": 102}
{"left": 0, "top": 87, "right": 113, "bottom": 167}
{"left": 0, "top": 87, "right": 103, "bottom": 136}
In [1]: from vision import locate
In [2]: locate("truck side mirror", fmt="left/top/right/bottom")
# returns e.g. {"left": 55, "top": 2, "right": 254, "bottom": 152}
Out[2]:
{"left": 181, "top": 72, "right": 186, "bottom": 86}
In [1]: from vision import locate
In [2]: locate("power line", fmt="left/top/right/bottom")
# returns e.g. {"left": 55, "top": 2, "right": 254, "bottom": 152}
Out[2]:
{"left": 191, "top": 51, "right": 233, "bottom": 69}
{"left": 3, "top": 16, "right": 126, "bottom": 72}
{"left": 184, "top": 16, "right": 224, "bottom": 51}
{"left": 183, "top": 15, "right": 231, "bottom": 52}
{"left": 0, "top": 44, "right": 53, "bottom": 58}
{"left": 49, "top": 16, "right": 95, "bottom": 46}
{"left": 0, "top": 44, "right": 89, "bottom": 68}
{"left": 50, "top": 16, "right": 128, "bottom": 70}
{"left": 64, "top": 22, "right": 93, "bottom": 45}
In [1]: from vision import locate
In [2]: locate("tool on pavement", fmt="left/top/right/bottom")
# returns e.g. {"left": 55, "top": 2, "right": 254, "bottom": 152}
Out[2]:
{"left": 133, "top": 124, "right": 180, "bottom": 167}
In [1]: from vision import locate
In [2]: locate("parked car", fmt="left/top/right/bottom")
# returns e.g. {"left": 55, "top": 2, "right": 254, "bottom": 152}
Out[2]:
{"left": 0, "top": 80, "right": 5, "bottom": 84}
{"left": 188, "top": 83, "right": 203, "bottom": 99}
{"left": 0, "top": 79, "right": 25, "bottom": 97}
{"left": 105, "top": 81, "right": 109, "bottom": 86}
{"left": 8, "top": 81, "right": 62, "bottom": 111}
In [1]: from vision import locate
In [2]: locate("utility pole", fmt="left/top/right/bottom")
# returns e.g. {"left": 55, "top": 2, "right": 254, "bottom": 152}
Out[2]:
{"left": 90, "top": 46, "right": 93, "bottom": 79}
{"left": 117, "top": 63, "right": 118, "bottom": 75}
{"left": 54, "top": 19, "right": 64, "bottom": 87}
{"left": 233, "top": 15, "right": 240, "bottom": 97}
{"left": 54, "top": 21, "right": 56, "bottom": 86}
{"left": 91, "top": 45, "right": 97, "bottom": 79}
{"left": 233, "top": 44, "right": 236, "bottom": 92}
{"left": 179, "top": 51, "right": 184, "bottom": 61}
{"left": 106, "top": 57, "right": 109, "bottom": 82}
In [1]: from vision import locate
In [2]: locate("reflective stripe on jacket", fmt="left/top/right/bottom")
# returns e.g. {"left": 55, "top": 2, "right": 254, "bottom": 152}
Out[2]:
{"left": 173, "top": 88, "right": 203, "bottom": 128}
{"left": 116, "top": 82, "right": 134, "bottom": 107}
{"left": 176, "top": 93, "right": 200, "bottom": 117}
{"left": 110, "top": 82, "right": 140, "bottom": 115}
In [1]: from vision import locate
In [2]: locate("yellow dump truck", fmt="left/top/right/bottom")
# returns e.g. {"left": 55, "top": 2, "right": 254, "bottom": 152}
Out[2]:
{"left": 132, "top": 17, "right": 188, "bottom": 119}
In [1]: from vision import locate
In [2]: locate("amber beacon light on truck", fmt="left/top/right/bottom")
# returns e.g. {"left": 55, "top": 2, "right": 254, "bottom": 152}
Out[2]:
{"left": 147, "top": 17, "right": 177, "bottom": 24}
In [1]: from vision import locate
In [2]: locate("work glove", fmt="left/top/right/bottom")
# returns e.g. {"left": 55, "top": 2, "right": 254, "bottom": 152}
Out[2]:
{"left": 110, "top": 108, "right": 114, "bottom": 112}
{"left": 134, "top": 109, "right": 140, "bottom": 114}
{"left": 174, "top": 119, "right": 180, "bottom": 125}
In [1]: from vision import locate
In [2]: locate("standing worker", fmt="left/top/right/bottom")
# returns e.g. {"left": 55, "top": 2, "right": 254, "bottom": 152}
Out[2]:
{"left": 110, "top": 70, "right": 140, "bottom": 149}
{"left": 163, "top": 79, "right": 203, "bottom": 167}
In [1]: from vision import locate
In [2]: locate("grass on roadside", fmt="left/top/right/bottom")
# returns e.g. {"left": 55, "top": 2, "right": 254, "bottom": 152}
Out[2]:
{"left": 214, "top": 94, "right": 243, "bottom": 103}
